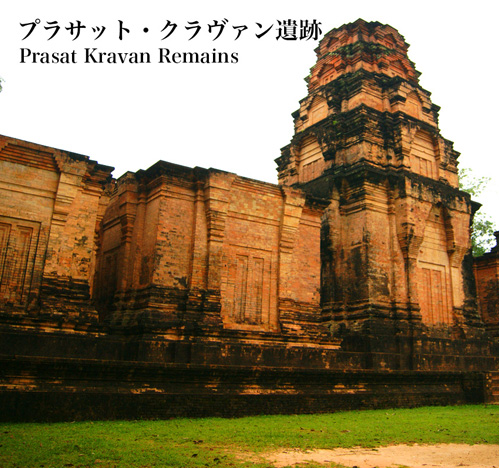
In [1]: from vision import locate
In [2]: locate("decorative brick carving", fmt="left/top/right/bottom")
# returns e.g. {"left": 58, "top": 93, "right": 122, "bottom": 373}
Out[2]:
{"left": 0, "top": 216, "right": 40, "bottom": 307}
{"left": 279, "top": 19, "right": 476, "bottom": 330}
{"left": 0, "top": 135, "right": 113, "bottom": 320}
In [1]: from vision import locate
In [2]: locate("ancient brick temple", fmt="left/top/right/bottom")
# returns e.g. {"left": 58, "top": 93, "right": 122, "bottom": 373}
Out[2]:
{"left": 1, "top": 19, "right": 498, "bottom": 421}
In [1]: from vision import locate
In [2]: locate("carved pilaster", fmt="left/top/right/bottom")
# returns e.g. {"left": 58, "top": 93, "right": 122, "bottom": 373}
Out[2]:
{"left": 186, "top": 180, "right": 209, "bottom": 312}
{"left": 203, "top": 171, "right": 235, "bottom": 315}
{"left": 278, "top": 187, "right": 305, "bottom": 303}
{"left": 395, "top": 207, "right": 425, "bottom": 318}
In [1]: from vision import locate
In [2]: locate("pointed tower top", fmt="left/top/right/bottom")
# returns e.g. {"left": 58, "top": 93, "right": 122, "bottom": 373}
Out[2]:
{"left": 306, "top": 19, "right": 420, "bottom": 92}
{"left": 276, "top": 19, "right": 459, "bottom": 188}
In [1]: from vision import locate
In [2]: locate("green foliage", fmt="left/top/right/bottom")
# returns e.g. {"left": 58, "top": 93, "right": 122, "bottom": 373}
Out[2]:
{"left": 458, "top": 168, "right": 489, "bottom": 198}
{"left": 1, "top": 405, "right": 498, "bottom": 467}
{"left": 459, "top": 168, "right": 496, "bottom": 256}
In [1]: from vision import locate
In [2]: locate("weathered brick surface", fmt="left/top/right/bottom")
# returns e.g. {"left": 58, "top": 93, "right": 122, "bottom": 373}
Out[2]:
{"left": 0, "top": 19, "right": 498, "bottom": 421}
{"left": 278, "top": 19, "right": 477, "bottom": 332}
{"left": 0, "top": 135, "right": 113, "bottom": 321}
{"left": 0, "top": 354, "right": 487, "bottom": 422}
{"left": 474, "top": 233, "right": 499, "bottom": 335}
{"left": 94, "top": 163, "right": 325, "bottom": 336}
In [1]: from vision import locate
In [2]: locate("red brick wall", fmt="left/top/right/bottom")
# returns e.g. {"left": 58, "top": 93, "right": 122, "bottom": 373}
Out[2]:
{"left": 95, "top": 164, "right": 324, "bottom": 333}
{"left": 474, "top": 249, "right": 499, "bottom": 328}
{"left": 0, "top": 135, "right": 113, "bottom": 320}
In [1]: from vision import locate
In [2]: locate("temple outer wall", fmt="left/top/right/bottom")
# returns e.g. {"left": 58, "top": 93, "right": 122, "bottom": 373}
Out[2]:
{"left": 474, "top": 234, "right": 499, "bottom": 336}
{"left": 0, "top": 355, "right": 488, "bottom": 422}
{"left": 94, "top": 161, "right": 326, "bottom": 336}
{"left": 0, "top": 134, "right": 113, "bottom": 323}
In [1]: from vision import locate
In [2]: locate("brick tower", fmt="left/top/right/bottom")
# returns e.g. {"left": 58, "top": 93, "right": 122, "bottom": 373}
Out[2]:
{"left": 276, "top": 19, "right": 483, "bottom": 354}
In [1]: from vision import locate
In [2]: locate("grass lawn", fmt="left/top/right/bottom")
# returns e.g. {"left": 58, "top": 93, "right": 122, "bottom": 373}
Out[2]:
{"left": 1, "top": 405, "right": 498, "bottom": 467}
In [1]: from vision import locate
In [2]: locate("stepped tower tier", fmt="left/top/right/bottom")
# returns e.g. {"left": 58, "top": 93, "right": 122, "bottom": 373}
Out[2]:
{"left": 277, "top": 19, "right": 458, "bottom": 187}
{"left": 277, "top": 19, "right": 481, "bottom": 336}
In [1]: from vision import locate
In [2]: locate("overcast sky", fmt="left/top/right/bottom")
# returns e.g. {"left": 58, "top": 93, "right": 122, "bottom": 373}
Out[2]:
{"left": 1, "top": 0, "right": 497, "bottom": 239}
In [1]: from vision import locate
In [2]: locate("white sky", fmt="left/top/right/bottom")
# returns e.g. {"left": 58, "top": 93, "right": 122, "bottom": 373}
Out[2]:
{"left": 1, "top": 0, "right": 498, "bottom": 235}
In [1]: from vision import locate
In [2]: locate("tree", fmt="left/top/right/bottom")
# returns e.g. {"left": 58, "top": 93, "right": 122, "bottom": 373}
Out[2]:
{"left": 459, "top": 168, "right": 496, "bottom": 256}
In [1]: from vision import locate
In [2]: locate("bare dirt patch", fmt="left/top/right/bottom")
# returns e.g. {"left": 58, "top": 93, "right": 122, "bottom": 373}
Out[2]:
{"left": 264, "top": 444, "right": 499, "bottom": 467}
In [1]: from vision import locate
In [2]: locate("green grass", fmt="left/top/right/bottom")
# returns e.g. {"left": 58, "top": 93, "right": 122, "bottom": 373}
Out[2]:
{"left": 1, "top": 405, "right": 498, "bottom": 467}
